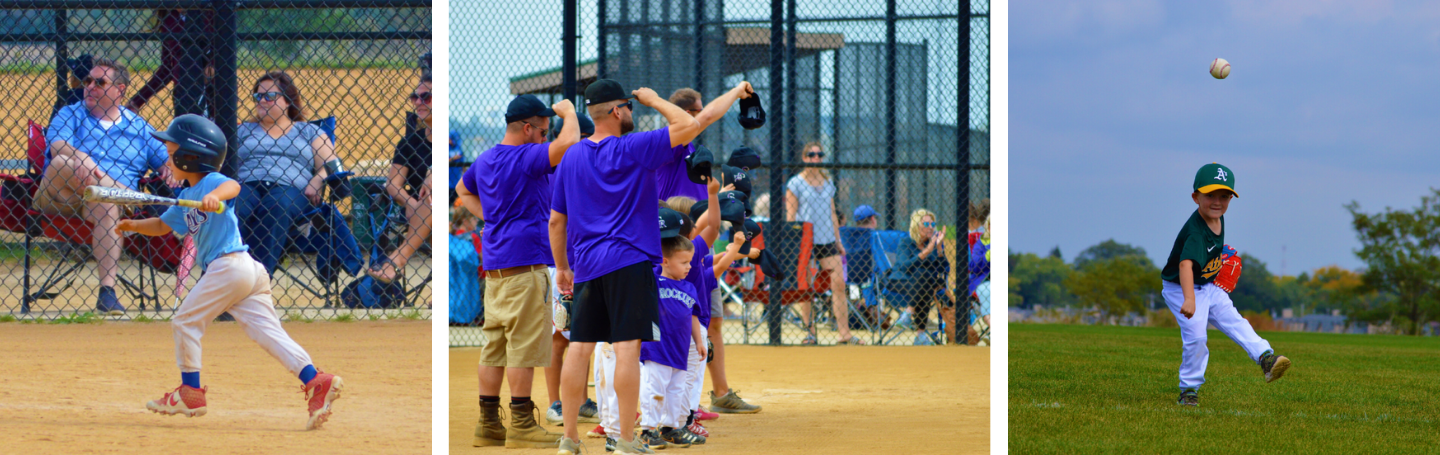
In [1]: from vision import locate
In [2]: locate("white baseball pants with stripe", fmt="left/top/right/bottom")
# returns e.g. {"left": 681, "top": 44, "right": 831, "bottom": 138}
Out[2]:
{"left": 1161, "top": 280, "right": 1272, "bottom": 391}
{"left": 594, "top": 342, "right": 621, "bottom": 435}
{"left": 172, "top": 253, "right": 312, "bottom": 375}
{"left": 640, "top": 360, "right": 688, "bottom": 430}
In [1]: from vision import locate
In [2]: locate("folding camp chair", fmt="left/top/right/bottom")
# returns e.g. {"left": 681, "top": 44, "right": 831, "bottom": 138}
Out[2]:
{"left": 269, "top": 117, "right": 362, "bottom": 308}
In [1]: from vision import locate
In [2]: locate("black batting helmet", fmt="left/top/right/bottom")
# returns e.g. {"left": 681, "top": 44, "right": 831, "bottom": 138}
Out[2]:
{"left": 153, "top": 114, "right": 226, "bottom": 173}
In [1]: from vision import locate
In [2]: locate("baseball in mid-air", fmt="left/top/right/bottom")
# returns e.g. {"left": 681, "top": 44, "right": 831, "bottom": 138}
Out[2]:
{"left": 1210, "top": 58, "right": 1231, "bottom": 79}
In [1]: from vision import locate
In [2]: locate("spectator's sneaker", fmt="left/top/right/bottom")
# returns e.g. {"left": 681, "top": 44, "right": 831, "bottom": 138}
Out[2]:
{"left": 637, "top": 430, "right": 668, "bottom": 450}
{"left": 579, "top": 398, "right": 600, "bottom": 423}
{"left": 615, "top": 436, "right": 656, "bottom": 454}
{"left": 1259, "top": 350, "right": 1290, "bottom": 383}
{"left": 895, "top": 312, "right": 914, "bottom": 329}
{"left": 605, "top": 436, "right": 617, "bottom": 452}
{"left": 709, "top": 388, "right": 761, "bottom": 414}
{"left": 557, "top": 436, "right": 585, "bottom": 455}
{"left": 693, "top": 407, "right": 719, "bottom": 421}
{"left": 302, "top": 371, "right": 344, "bottom": 430}
{"left": 96, "top": 286, "right": 124, "bottom": 315}
{"left": 586, "top": 424, "right": 607, "bottom": 438}
{"left": 1177, "top": 389, "right": 1199, "bottom": 407}
{"left": 146, "top": 385, "right": 207, "bottom": 417}
{"left": 914, "top": 332, "right": 935, "bottom": 346}
{"left": 547, "top": 400, "right": 564, "bottom": 425}
{"left": 685, "top": 420, "right": 710, "bottom": 438}
{"left": 661, "top": 427, "right": 703, "bottom": 448}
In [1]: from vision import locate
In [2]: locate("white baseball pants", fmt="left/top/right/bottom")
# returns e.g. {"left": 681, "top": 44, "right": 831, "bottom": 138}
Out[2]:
{"left": 684, "top": 339, "right": 705, "bottom": 413}
{"left": 640, "top": 360, "right": 689, "bottom": 430}
{"left": 172, "top": 253, "right": 312, "bottom": 375}
{"left": 1161, "top": 280, "right": 1272, "bottom": 390}
{"left": 594, "top": 342, "right": 621, "bottom": 435}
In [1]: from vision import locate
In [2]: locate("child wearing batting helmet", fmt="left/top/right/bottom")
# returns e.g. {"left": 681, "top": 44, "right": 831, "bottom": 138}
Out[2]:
{"left": 118, "top": 114, "right": 344, "bottom": 429}
{"left": 1160, "top": 163, "right": 1290, "bottom": 407}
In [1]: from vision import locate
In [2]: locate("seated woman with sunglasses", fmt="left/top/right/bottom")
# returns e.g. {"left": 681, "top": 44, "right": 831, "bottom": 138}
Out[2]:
{"left": 232, "top": 71, "right": 339, "bottom": 276}
{"left": 368, "top": 76, "right": 432, "bottom": 283}
{"left": 785, "top": 141, "right": 864, "bottom": 345}
{"left": 887, "top": 209, "right": 955, "bottom": 345}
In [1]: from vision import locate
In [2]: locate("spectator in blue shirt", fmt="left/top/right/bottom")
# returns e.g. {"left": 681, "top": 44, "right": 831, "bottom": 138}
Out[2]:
{"left": 35, "top": 57, "right": 171, "bottom": 315}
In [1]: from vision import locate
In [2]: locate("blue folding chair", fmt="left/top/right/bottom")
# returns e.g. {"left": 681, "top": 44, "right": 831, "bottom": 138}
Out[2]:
{"left": 273, "top": 116, "right": 363, "bottom": 307}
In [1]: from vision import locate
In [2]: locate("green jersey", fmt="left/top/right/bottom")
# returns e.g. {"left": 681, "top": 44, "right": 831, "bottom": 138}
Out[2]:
{"left": 1160, "top": 210, "right": 1225, "bottom": 285}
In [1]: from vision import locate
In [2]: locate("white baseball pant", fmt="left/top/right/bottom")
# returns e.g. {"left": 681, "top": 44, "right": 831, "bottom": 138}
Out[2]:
{"left": 640, "top": 360, "right": 689, "bottom": 430}
{"left": 1161, "top": 280, "right": 1272, "bottom": 390}
{"left": 684, "top": 339, "right": 705, "bottom": 413}
{"left": 594, "top": 342, "right": 620, "bottom": 435}
{"left": 172, "top": 253, "right": 312, "bottom": 375}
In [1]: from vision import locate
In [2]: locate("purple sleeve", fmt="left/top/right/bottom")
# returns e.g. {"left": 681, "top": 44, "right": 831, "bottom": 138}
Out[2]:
{"left": 522, "top": 143, "right": 555, "bottom": 178}
{"left": 460, "top": 161, "right": 480, "bottom": 196}
{"left": 550, "top": 166, "right": 567, "bottom": 215}
{"left": 629, "top": 128, "right": 676, "bottom": 171}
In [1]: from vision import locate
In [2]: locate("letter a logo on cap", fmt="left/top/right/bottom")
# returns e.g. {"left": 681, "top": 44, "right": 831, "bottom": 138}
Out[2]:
{"left": 1215, "top": 168, "right": 1228, "bottom": 181}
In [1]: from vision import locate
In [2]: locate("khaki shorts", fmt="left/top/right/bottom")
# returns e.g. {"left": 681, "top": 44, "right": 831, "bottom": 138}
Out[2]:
{"left": 480, "top": 268, "right": 553, "bottom": 368}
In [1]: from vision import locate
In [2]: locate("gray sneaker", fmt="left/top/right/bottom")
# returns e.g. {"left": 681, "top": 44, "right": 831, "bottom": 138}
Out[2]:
{"left": 1260, "top": 351, "right": 1291, "bottom": 383}
{"left": 558, "top": 437, "right": 584, "bottom": 455}
{"left": 579, "top": 398, "right": 600, "bottom": 423}
{"left": 605, "top": 436, "right": 616, "bottom": 453}
{"left": 547, "top": 400, "right": 564, "bottom": 426}
{"left": 638, "top": 429, "right": 668, "bottom": 450}
{"left": 1177, "top": 389, "right": 1198, "bottom": 407}
{"left": 614, "top": 436, "right": 656, "bottom": 454}
{"left": 709, "top": 388, "right": 761, "bottom": 414}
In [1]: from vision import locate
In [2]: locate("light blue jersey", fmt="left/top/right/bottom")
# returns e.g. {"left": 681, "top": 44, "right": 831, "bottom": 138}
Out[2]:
{"left": 161, "top": 173, "right": 249, "bottom": 270}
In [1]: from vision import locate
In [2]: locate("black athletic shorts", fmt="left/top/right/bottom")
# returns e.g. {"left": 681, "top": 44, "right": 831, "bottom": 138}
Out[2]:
{"left": 814, "top": 242, "right": 842, "bottom": 260}
{"left": 570, "top": 260, "right": 660, "bottom": 343}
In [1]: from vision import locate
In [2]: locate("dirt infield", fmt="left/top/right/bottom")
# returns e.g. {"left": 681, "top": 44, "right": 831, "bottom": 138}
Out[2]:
{"left": 448, "top": 345, "right": 988, "bottom": 454}
{"left": 0, "top": 320, "right": 430, "bottom": 455}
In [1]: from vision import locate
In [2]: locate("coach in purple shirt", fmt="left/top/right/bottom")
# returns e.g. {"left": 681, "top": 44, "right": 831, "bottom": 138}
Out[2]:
{"left": 455, "top": 94, "right": 580, "bottom": 448}
{"left": 548, "top": 78, "right": 754, "bottom": 451}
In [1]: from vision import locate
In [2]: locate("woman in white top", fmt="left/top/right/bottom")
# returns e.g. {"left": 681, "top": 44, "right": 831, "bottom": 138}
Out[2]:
{"left": 785, "top": 142, "right": 863, "bottom": 345}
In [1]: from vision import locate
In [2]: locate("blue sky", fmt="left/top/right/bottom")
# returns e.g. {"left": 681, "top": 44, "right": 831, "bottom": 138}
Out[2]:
{"left": 1012, "top": 1, "right": 1440, "bottom": 274}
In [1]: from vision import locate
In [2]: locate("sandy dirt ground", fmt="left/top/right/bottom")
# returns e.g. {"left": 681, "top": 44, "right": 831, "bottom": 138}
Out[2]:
{"left": 0, "top": 320, "right": 430, "bottom": 455}
{"left": 448, "top": 344, "right": 989, "bottom": 455}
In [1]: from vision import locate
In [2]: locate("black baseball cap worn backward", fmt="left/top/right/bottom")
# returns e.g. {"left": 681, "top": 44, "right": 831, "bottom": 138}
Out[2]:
{"left": 585, "top": 79, "right": 633, "bottom": 106}
{"left": 505, "top": 95, "right": 555, "bottom": 124}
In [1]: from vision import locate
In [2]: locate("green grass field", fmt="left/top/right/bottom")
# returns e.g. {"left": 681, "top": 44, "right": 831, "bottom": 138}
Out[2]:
{"left": 1010, "top": 323, "right": 1440, "bottom": 454}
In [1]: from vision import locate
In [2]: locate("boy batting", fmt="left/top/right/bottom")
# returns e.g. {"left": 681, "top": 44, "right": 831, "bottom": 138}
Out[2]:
{"left": 1160, "top": 162, "right": 1290, "bottom": 407}
{"left": 117, "top": 114, "right": 343, "bottom": 429}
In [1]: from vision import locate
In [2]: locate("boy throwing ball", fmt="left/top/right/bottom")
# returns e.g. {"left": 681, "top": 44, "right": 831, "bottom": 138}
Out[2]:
{"left": 119, "top": 114, "right": 343, "bottom": 429}
{"left": 1160, "top": 163, "right": 1289, "bottom": 407}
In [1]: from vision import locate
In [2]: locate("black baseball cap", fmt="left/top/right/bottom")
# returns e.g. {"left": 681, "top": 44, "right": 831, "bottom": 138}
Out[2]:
{"left": 551, "top": 114, "right": 595, "bottom": 139}
{"left": 728, "top": 147, "right": 763, "bottom": 170}
{"left": 659, "top": 207, "right": 687, "bottom": 239}
{"left": 722, "top": 165, "right": 752, "bottom": 197}
{"left": 505, "top": 95, "right": 555, "bottom": 124}
{"left": 738, "top": 94, "right": 766, "bottom": 130}
{"left": 692, "top": 196, "right": 747, "bottom": 226}
{"left": 686, "top": 144, "right": 715, "bottom": 184}
{"left": 584, "top": 79, "right": 633, "bottom": 106}
{"left": 758, "top": 248, "right": 786, "bottom": 280}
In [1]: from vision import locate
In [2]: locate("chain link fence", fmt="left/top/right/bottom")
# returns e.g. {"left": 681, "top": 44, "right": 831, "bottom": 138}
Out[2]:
{"left": 449, "top": 0, "right": 985, "bottom": 347}
{"left": 0, "top": 1, "right": 431, "bottom": 322}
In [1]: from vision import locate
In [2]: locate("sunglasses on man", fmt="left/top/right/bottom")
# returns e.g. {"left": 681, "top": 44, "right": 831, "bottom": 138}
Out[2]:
{"left": 252, "top": 91, "right": 284, "bottom": 103}
{"left": 82, "top": 76, "right": 114, "bottom": 89}
{"left": 609, "top": 100, "right": 633, "bottom": 114}
{"left": 409, "top": 91, "right": 432, "bottom": 103}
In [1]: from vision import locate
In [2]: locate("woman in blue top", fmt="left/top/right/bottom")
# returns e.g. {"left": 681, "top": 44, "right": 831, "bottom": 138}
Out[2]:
{"left": 785, "top": 141, "right": 862, "bottom": 345}
{"left": 232, "top": 71, "right": 339, "bottom": 275}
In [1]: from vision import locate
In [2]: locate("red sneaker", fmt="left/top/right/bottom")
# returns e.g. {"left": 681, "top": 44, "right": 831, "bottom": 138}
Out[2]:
{"left": 687, "top": 420, "right": 710, "bottom": 438}
{"left": 586, "top": 424, "right": 607, "bottom": 438}
{"left": 302, "top": 372, "right": 344, "bottom": 430}
{"left": 694, "top": 407, "right": 720, "bottom": 421}
{"left": 147, "top": 385, "right": 207, "bottom": 417}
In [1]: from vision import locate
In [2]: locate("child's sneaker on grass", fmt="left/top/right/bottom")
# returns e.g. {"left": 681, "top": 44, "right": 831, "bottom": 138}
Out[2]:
{"left": 1177, "top": 389, "right": 1198, "bottom": 407}
{"left": 1260, "top": 350, "right": 1290, "bottom": 383}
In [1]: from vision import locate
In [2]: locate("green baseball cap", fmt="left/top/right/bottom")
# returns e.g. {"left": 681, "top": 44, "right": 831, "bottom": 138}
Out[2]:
{"left": 1193, "top": 163, "right": 1238, "bottom": 197}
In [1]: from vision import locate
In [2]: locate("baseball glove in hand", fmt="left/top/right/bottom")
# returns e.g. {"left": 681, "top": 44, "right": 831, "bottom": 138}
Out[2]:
{"left": 1214, "top": 244, "right": 1242, "bottom": 293}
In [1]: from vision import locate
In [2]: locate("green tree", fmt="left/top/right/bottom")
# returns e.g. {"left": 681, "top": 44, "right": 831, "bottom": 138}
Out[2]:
{"left": 1227, "top": 253, "right": 1286, "bottom": 313}
{"left": 1064, "top": 256, "right": 1159, "bottom": 322}
{"left": 1073, "top": 239, "right": 1151, "bottom": 269}
{"left": 1009, "top": 251, "right": 1075, "bottom": 308}
{"left": 1345, "top": 192, "right": 1440, "bottom": 335}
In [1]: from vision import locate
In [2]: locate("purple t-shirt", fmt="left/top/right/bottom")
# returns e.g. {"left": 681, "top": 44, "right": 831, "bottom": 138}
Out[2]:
{"left": 701, "top": 253, "right": 717, "bottom": 324}
{"left": 655, "top": 143, "right": 706, "bottom": 201}
{"left": 685, "top": 238, "right": 714, "bottom": 327}
{"left": 551, "top": 129, "right": 684, "bottom": 283}
{"left": 642, "top": 276, "right": 701, "bottom": 370}
{"left": 463, "top": 143, "right": 556, "bottom": 270}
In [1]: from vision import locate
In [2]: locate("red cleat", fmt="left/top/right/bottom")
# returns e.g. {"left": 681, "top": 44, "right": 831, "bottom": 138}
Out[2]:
{"left": 694, "top": 407, "right": 720, "bottom": 421}
{"left": 302, "top": 372, "right": 344, "bottom": 430}
{"left": 147, "top": 385, "right": 207, "bottom": 417}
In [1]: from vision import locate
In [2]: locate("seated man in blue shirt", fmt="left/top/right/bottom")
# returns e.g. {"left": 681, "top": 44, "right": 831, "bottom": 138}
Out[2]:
{"left": 34, "top": 57, "right": 171, "bottom": 315}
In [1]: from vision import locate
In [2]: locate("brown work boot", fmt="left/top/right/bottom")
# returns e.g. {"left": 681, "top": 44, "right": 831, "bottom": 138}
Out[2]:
{"left": 506, "top": 401, "right": 562, "bottom": 448}
{"left": 472, "top": 400, "right": 505, "bottom": 447}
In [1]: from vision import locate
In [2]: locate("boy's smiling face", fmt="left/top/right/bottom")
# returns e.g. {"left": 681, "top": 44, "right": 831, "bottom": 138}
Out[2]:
{"left": 1192, "top": 189, "right": 1233, "bottom": 221}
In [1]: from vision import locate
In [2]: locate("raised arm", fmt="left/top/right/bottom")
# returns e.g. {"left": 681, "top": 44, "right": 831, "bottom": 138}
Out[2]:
{"left": 629, "top": 87, "right": 699, "bottom": 148}
{"left": 712, "top": 231, "right": 747, "bottom": 279}
{"left": 697, "top": 177, "right": 721, "bottom": 246}
{"left": 548, "top": 100, "right": 579, "bottom": 167}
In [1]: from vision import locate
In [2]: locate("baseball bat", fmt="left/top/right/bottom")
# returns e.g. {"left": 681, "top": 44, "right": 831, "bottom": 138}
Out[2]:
{"left": 83, "top": 185, "right": 225, "bottom": 214}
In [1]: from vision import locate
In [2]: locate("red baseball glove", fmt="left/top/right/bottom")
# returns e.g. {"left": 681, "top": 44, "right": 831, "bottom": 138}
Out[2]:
{"left": 1213, "top": 244, "right": 1242, "bottom": 293}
